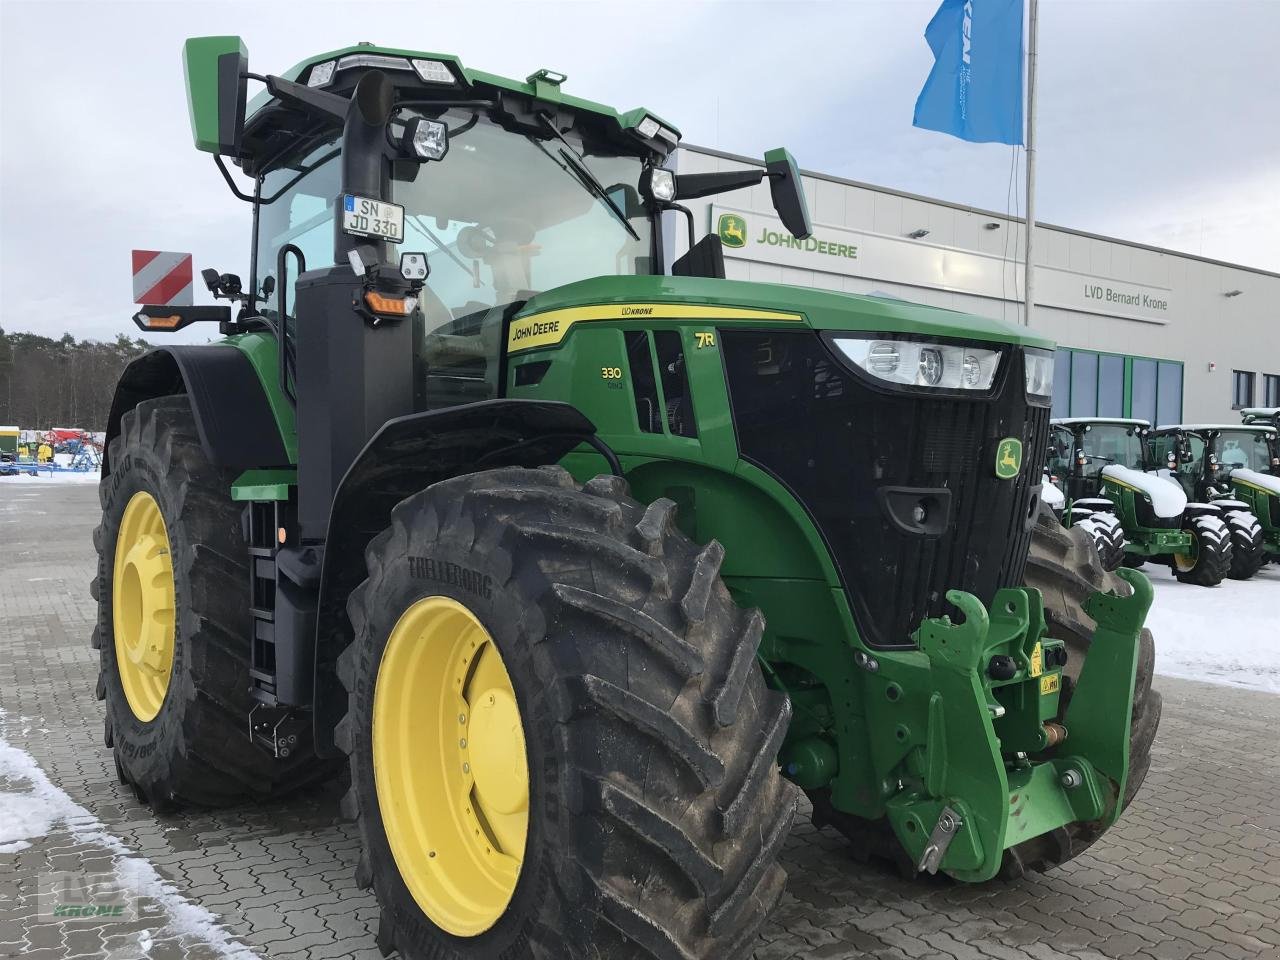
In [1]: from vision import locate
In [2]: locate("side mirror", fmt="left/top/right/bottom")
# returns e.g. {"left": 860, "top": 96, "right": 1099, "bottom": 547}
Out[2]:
{"left": 183, "top": 36, "right": 248, "bottom": 156}
{"left": 764, "top": 148, "right": 812, "bottom": 240}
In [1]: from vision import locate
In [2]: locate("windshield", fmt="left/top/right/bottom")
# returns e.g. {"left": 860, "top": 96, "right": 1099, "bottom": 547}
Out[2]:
{"left": 1216, "top": 430, "right": 1274, "bottom": 474}
{"left": 390, "top": 108, "right": 653, "bottom": 334}
{"left": 1078, "top": 423, "right": 1147, "bottom": 478}
{"left": 253, "top": 109, "right": 655, "bottom": 411}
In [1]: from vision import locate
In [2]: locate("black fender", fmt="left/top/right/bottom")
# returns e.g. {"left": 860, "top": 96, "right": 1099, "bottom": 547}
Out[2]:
{"left": 310, "top": 398, "right": 600, "bottom": 756}
{"left": 102, "top": 347, "right": 289, "bottom": 475}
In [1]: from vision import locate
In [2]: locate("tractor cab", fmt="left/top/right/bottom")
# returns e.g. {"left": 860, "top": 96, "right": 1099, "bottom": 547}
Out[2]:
{"left": 1046, "top": 417, "right": 1152, "bottom": 505}
{"left": 1148, "top": 424, "right": 1277, "bottom": 501}
{"left": 1241, "top": 407, "right": 1280, "bottom": 473}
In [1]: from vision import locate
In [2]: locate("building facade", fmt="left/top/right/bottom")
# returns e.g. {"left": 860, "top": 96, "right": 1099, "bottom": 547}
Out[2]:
{"left": 670, "top": 146, "right": 1280, "bottom": 424}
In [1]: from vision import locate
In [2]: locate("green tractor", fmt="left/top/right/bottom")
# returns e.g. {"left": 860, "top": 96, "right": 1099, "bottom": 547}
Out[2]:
{"left": 1149, "top": 422, "right": 1279, "bottom": 572}
{"left": 94, "top": 36, "right": 1160, "bottom": 960}
{"left": 1047, "top": 417, "right": 1231, "bottom": 585}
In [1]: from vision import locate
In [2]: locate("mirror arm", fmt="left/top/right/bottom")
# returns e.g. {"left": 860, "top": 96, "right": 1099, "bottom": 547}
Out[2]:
{"left": 674, "top": 169, "right": 766, "bottom": 201}
{"left": 263, "top": 74, "right": 349, "bottom": 121}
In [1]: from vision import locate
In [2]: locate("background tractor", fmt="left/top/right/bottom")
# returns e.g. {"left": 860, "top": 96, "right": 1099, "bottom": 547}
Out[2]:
{"left": 1044, "top": 418, "right": 1143, "bottom": 572}
{"left": 1047, "top": 417, "right": 1231, "bottom": 585}
{"left": 1149, "top": 423, "right": 1279, "bottom": 573}
{"left": 93, "top": 36, "right": 1160, "bottom": 960}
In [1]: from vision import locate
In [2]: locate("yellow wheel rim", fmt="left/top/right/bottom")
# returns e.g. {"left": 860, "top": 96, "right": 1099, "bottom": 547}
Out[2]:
{"left": 112, "top": 491, "right": 176, "bottom": 722}
{"left": 373, "top": 596, "right": 528, "bottom": 937}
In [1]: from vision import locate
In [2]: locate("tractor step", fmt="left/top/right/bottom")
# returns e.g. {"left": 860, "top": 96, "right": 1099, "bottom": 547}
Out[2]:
{"left": 244, "top": 500, "right": 286, "bottom": 705}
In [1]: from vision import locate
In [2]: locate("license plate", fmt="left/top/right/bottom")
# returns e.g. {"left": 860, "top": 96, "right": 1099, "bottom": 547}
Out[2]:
{"left": 342, "top": 194, "right": 404, "bottom": 243}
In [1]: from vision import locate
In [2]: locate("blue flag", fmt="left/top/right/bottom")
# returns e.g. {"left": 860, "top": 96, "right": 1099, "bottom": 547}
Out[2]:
{"left": 913, "top": 0, "right": 1025, "bottom": 145}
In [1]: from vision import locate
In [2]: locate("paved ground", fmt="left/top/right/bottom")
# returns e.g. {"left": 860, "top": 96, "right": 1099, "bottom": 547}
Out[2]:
{"left": 1, "top": 482, "right": 1278, "bottom": 960}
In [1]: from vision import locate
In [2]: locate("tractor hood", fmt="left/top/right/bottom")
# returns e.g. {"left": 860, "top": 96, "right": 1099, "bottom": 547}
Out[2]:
{"left": 513, "top": 275, "right": 1054, "bottom": 352}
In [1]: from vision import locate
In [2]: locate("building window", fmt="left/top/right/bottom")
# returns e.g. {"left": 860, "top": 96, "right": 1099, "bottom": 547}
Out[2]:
{"left": 1233, "top": 370, "right": 1255, "bottom": 409}
{"left": 1264, "top": 374, "right": 1280, "bottom": 407}
{"left": 1069, "top": 351, "right": 1099, "bottom": 417}
{"left": 1098, "top": 355, "right": 1125, "bottom": 417}
{"left": 1156, "top": 361, "right": 1183, "bottom": 426}
{"left": 1131, "top": 358, "right": 1157, "bottom": 424}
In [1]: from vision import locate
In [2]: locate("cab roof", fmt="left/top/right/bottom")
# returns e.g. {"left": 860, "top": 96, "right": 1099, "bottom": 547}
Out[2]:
{"left": 1154, "top": 423, "right": 1277, "bottom": 434}
{"left": 1052, "top": 417, "right": 1150, "bottom": 428}
{"left": 246, "top": 43, "right": 678, "bottom": 141}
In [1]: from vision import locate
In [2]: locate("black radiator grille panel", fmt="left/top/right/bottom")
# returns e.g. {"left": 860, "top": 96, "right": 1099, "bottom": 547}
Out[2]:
{"left": 723, "top": 330, "right": 1050, "bottom": 649}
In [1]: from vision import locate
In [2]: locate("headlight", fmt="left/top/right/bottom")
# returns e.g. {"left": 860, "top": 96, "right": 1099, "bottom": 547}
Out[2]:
{"left": 404, "top": 117, "right": 448, "bottom": 161}
{"left": 641, "top": 167, "right": 676, "bottom": 203}
{"left": 834, "top": 337, "right": 1001, "bottom": 390}
{"left": 1024, "top": 348, "right": 1054, "bottom": 400}
{"left": 411, "top": 58, "right": 457, "bottom": 84}
{"left": 307, "top": 61, "right": 336, "bottom": 88}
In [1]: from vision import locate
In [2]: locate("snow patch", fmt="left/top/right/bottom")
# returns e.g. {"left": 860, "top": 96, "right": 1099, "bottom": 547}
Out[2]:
{"left": 1146, "top": 562, "right": 1280, "bottom": 693}
{"left": 1233, "top": 468, "right": 1280, "bottom": 496}
{"left": 0, "top": 470, "right": 101, "bottom": 485}
{"left": 1040, "top": 477, "right": 1065, "bottom": 509}
{"left": 0, "top": 790, "right": 59, "bottom": 847}
{"left": 1101, "top": 464, "right": 1187, "bottom": 518}
{"left": 0, "top": 739, "right": 260, "bottom": 959}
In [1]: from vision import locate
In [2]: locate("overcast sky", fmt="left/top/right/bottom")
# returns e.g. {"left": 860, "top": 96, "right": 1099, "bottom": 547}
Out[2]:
{"left": 2, "top": 0, "right": 1277, "bottom": 343}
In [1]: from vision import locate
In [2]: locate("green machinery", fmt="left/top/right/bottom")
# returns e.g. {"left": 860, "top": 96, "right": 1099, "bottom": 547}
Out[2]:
{"left": 1047, "top": 417, "right": 1234, "bottom": 585}
{"left": 1149, "top": 422, "right": 1279, "bottom": 570}
{"left": 93, "top": 36, "right": 1159, "bottom": 960}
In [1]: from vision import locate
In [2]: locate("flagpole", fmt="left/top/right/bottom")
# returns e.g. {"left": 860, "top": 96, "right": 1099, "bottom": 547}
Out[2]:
{"left": 1023, "top": 0, "right": 1039, "bottom": 326}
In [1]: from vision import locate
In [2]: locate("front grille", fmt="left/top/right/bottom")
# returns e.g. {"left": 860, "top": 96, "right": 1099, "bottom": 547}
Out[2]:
{"left": 722, "top": 330, "right": 1049, "bottom": 649}
{"left": 1134, "top": 495, "right": 1181, "bottom": 529}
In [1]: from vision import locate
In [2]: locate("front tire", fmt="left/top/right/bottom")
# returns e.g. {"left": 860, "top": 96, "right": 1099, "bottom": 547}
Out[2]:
{"left": 1173, "top": 513, "right": 1231, "bottom": 586}
{"left": 339, "top": 466, "right": 796, "bottom": 960}
{"left": 1074, "top": 512, "right": 1125, "bottom": 572}
{"left": 93, "top": 396, "right": 331, "bottom": 809}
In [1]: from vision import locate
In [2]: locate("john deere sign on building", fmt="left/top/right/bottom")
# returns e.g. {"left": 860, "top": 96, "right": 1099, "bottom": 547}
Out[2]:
{"left": 718, "top": 211, "right": 859, "bottom": 262}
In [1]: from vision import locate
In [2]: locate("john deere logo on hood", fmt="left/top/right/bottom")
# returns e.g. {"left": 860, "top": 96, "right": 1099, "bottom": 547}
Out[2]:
{"left": 996, "top": 438, "right": 1023, "bottom": 479}
{"left": 718, "top": 213, "right": 747, "bottom": 248}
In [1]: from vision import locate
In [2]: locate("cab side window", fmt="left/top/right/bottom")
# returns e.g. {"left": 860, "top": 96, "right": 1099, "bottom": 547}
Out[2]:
{"left": 1046, "top": 427, "right": 1073, "bottom": 477}
{"left": 254, "top": 140, "right": 341, "bottom": 318}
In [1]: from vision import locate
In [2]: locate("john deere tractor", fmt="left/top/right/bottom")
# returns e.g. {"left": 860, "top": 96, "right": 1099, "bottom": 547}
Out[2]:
{"left": 1149, "top": 422, "right": 1279, "bottom": 573}
{"left": 1047, "top": 417, "right": 1230, "bottom": 585}
{"left": 94, "top": 36, "right": 1159, "bottom": 960}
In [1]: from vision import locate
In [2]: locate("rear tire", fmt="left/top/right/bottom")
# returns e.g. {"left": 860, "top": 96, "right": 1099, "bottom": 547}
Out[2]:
{"left": 1173, "top": 513, "right": 1231, "bottom": 586}
{"left": 1010, "top": 505, "right": 1161, "bottom": 875}
{"left": 93, "top": 396, "right": 332, "bottom": 809}
{"left": 1223, "top": 510, "right": 1266, "bottom": 580}
{"left": 339, "top": 466, "right": 796, "bottom": 960}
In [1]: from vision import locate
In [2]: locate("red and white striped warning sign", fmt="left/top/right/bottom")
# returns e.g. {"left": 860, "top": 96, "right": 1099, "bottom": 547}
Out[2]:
{"left": 132, "top": 250, "right": 194, "bottom": 306}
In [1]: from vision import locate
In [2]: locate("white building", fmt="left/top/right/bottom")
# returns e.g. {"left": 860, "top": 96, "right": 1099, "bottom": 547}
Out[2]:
{"left": 671, "top": 145, "right": 1280, "bottom": 424}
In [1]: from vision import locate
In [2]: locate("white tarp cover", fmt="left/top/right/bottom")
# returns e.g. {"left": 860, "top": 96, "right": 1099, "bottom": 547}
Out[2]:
{"left": 1233, "top": 468, "right": 1280, "bottom": 497}
{"left": 1101, "top": 464, "right": 1188, "bottom": 518}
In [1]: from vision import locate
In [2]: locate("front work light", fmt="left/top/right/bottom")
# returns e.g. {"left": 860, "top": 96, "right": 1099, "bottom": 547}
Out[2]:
{"left": 404, "top": 117, "right": 448, "bottom": 161}
{"left": 411, "top": 59, "right": 456, "bottom": 84}
{"left": 834, "top": 337, "right": 1001, "bottom": 391}
{"left": 640, "top": 167, "right": 676, "bottom": 203}
{"left": 307, "top": 61, "right": 336, "bottom": 87}
{"left": 1024, "top": 348, "right": 1055, "bottom": 401}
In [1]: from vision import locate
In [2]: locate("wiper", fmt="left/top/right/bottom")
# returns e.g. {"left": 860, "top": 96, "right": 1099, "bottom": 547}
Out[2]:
{"left": 534, "top": 112, "right": 640, "bottom": 241}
